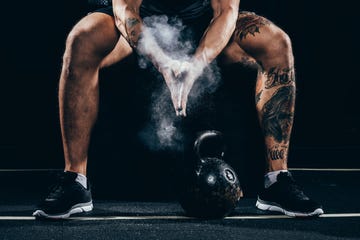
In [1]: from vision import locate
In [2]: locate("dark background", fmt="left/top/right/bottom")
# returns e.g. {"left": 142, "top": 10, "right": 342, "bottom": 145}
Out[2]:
{"left": 1, "top": 0, "right": 359, "bottom": 199}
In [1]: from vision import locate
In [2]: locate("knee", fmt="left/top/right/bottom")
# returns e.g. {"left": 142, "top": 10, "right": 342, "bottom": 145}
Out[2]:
{"left": 60, "top": 26, "right": 102, "bottom": 83}
{"left": 236, "top": 13, "right": 293, "bottom": 62}
{"left": 63, "top": 32, "right": 108, "bottom": 87}
{"left": 64, "top": 26, "right": 97, "bottom": 60}
{"left": 254, "top": 26, "right": 294, "bottom": 71}
{"left": 271, "top": 28, "right": 293, "bottom": 57}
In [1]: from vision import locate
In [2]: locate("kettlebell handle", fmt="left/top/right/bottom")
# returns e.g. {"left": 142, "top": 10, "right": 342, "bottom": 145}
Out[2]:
{"left": 193, "top": 130, "right": 226, "bottom": 161}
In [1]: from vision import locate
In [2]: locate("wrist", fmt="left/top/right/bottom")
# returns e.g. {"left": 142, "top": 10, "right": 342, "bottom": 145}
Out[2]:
{"left": 192, "top": 52, "right": 208, "bottom": 73}
{"left": 156, "top": 57, "right": 177, "bottom": 73}
{"left": 190, "top": 55, "right": 207, "bottom": 77}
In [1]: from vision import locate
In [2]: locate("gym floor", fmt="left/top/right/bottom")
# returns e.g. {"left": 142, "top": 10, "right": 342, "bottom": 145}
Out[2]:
{"left": 1, "top": 169, "right": 359, "bottom": 240}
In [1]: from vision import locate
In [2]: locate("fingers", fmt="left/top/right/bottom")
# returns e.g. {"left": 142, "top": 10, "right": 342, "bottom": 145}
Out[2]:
{"left": 175, "top": 80, "right": 194, "bottom": 117}
{"left": 172, "top": 83, "right": 186, "bottom": 117}
{"left": 166, "top": 80, "right": 187, "bottom": 117}
{"left": 169, "top": 81, "right": 188, "bottom": 117}
{"left": 164, "top": 76, "right": 182, "bottom": 116}
{"left": 176, "top": 103, "right": 187, "bottom": 117}
{"left": 161, "top": 66, "right": 187, "bottom": 116}
{"left": 161, "top": 60, "right": 201, "bottom": 117}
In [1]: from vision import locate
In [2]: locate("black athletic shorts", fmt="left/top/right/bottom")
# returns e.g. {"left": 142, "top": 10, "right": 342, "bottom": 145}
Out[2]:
{"left": 93, "top": 6, "right": 213, "bottom": 44}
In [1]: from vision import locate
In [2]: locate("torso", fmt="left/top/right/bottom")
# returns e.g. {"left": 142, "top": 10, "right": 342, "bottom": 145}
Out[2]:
{"left": 140, "top": 0, "right": 212, "bottom": 21}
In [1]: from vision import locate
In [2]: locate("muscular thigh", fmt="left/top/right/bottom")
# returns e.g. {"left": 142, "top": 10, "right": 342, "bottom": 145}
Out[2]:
{"left": 220, "top": 11, "right": 288, "bottom": 68}
{"left": 84, "top": 7, "right": 134, "bottom": 68}
{"left": 100, "top": 35, "right": 133, "bottom": 68}
{"left": 67, "top": 11, "right": 133, "bottom": 68}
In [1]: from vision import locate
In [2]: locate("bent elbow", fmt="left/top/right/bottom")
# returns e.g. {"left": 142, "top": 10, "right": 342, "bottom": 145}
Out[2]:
{"left": 223, "top": 6, "right": 239, "bottom": 23}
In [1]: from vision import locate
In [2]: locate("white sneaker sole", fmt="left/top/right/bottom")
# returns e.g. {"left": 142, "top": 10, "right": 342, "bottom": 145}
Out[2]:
{"left": 32, "top": 201, "right": 93, "bottom": 219}
{"left": 256, "top": 199, "right": 324, "bottom": 217}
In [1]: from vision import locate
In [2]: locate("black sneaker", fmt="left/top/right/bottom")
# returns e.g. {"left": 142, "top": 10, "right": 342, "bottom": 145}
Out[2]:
{"left": 256, "top": 171, "right": 324, "bottom": 217}
{"left": 33, "top": 171, "right": 93, "bottom": 219}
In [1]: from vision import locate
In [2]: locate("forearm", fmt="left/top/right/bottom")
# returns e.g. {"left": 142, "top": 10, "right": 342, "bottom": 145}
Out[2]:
{"left": 194, "top": 7, "right": 238, "bottom": 64}
{"left": 112, "top": 0, "right": 143, "bottom": 48}
{"left": 113, "top": 0, "right": 170, "bottom": 70}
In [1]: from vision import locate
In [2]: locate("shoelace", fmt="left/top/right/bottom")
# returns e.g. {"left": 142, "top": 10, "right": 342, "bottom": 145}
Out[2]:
{"left": 47, "top": 184, "right": 65, "bottom": 199}
{"left": 45, "top": 174, "right": 69, "bottom": 200}
{"left": 278, "top": 173, "right": 308, "bottom": 199}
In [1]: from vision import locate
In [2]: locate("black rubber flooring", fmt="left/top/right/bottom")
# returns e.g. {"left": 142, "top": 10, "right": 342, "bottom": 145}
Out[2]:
{"left": 0, "top": 170, "right": 359, "bottom": 240}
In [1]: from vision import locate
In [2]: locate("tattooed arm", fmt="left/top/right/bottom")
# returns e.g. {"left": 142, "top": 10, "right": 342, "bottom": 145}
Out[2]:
{"left": 112, "top": 0, "right": 143, "bottom": 48}
{"left": 112, "top": 0, "right": 192, "bottom": 116}
{"left": 112, "top": 0, "right": 171, "bottom": 67}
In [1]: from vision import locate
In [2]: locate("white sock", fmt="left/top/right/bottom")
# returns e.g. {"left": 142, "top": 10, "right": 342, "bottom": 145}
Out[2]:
{"left": 75, "top": 173, "right": 87, "bottom": 189}
{"left": 264, "top": 170, "right": 288, "bottom": 188}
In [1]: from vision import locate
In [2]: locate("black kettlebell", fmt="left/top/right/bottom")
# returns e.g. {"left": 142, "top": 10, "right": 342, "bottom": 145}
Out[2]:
{"left": 178, "top": 130, "right": 243, "bottom": 219}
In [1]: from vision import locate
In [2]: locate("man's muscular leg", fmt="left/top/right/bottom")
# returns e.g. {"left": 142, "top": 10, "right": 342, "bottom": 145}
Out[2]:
{"left": 60, "top": 13, "right": 132, "bottom": 176}
{"left": 223, "top": 12, "right": 295, "bottom": 172}
{"left": 220, "top": 12, "right": 322, "bottom": 216}
{"left": 33, "top": 12, "right": 133, "bottom": 219}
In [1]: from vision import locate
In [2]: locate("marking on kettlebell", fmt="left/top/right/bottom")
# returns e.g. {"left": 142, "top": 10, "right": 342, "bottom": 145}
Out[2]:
{"left": 224, "top": 169, "right": 236, "bottom": 183}
{"left": 207, "top": 174, "right": 216, "bottom": 185}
